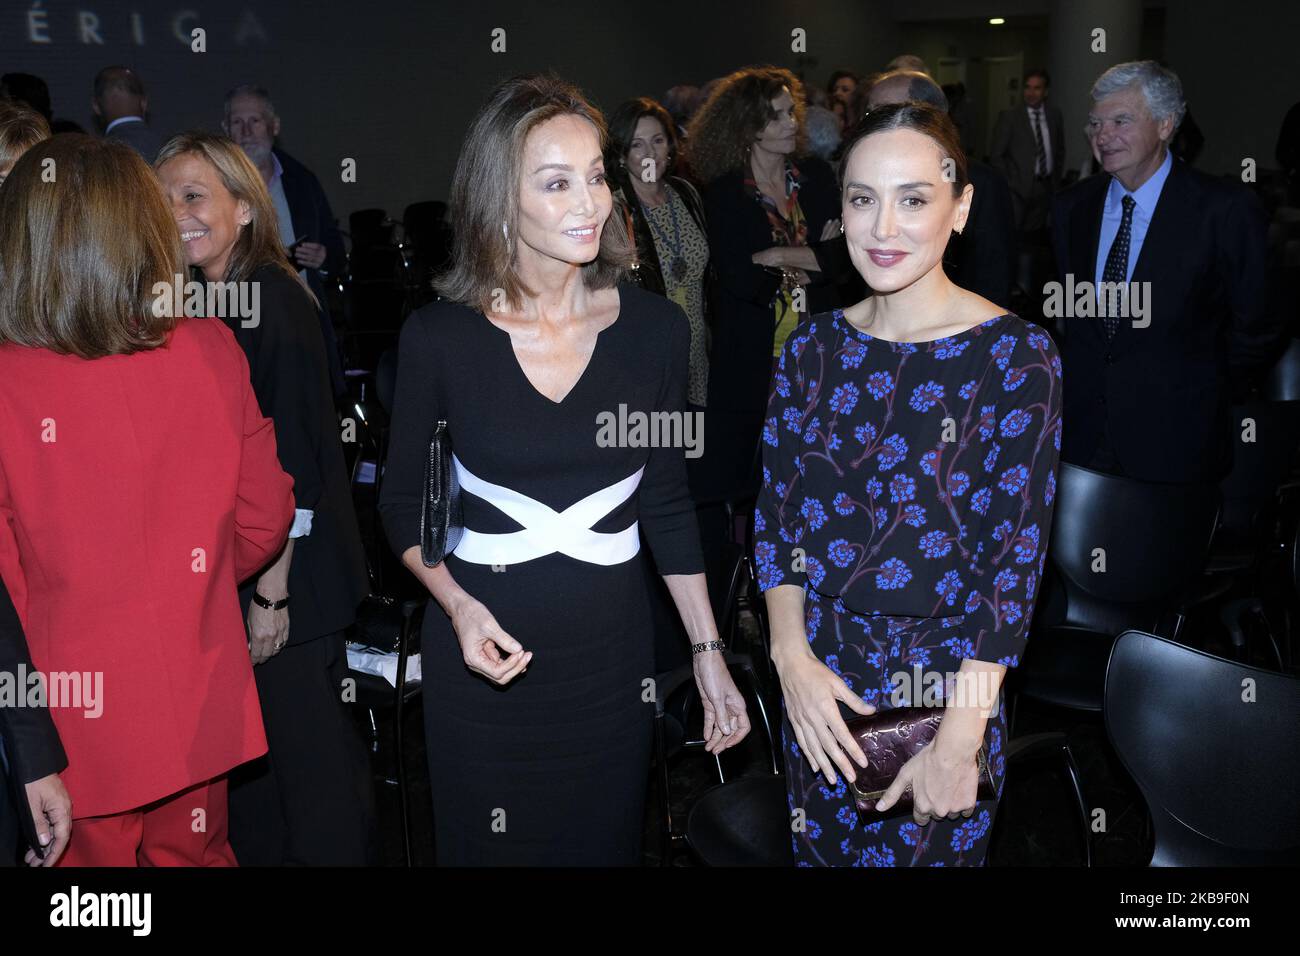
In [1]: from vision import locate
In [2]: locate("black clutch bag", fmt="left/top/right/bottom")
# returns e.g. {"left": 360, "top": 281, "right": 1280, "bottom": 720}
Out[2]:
{"left": 844, "top": 706, "right": 996, "bottom": 825}
{"left": 419, "top": 420, "right": 464, "bottom": 567}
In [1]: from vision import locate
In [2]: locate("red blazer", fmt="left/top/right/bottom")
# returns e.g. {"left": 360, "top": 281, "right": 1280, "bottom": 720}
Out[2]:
{"left": 0, "top": 318, "right": 294, "bottom": 818}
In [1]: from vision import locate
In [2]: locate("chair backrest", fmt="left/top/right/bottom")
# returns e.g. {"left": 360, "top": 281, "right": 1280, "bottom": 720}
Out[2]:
{"left": 1219, "top": 402, "right": 1300, "bottom": 535}
{"left": 1105, "top": 630, "right": 1300, "bottom": 865}
{"left": 1264, "top": 338, "right": 1300, "bottom": 402}
{"left": 348, "top": 208, "right": 392, "bottom": 251}
{"left": 1048, "top": 464, "right": 1218, "bottom": 635}
{"left": 402, "top": 201, "right": 444, "bottom": 243}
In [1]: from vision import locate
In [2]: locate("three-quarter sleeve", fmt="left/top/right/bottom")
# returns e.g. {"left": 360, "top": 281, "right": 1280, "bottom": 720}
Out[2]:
{"left": 959, "top": 328, "right": 1062, "bottom": 666}
{"left": 232, "top": 343, "right": 296, "bottom": 583}
{"left": 638, "top": 305, "right": 704, "bottom": 575}
{"left": 378, "top": 309, "right": 440, "bottom": 560}
{"left": 753, "top": 326, "right": 811, "bottom": 592}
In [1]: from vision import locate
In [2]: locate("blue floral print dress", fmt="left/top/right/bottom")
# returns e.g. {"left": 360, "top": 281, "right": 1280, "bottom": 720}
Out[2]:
{"left": 754, "top": 308, "right": 1062, "bottom": 866}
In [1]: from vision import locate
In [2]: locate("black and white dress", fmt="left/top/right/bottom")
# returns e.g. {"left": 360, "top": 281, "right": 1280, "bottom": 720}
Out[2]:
{"left": 379, "top": 283, "right": 703, "bottom": 865}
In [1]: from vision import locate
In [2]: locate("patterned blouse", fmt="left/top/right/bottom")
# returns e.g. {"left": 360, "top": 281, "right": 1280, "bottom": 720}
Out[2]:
{"left": 643, "top": 186, "right": 710, "bottom": 407}
{"left": 753, "top": 309, "right": 1063, "bottom": 667}
{"left": 743, "top": 159, "right": 809, "bottom": 357}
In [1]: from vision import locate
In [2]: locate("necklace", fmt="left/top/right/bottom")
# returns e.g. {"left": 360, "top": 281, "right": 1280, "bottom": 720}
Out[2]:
{"left": 641, "top": 187, "right": 687, "bottom": 281}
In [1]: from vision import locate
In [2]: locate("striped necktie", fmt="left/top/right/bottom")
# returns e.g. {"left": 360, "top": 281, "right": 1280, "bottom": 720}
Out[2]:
{"left": 1033, "top": 107, "right": 1047, "bottom": 176}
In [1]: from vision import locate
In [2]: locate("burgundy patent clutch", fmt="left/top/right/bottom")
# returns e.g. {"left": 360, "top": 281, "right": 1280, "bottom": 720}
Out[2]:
{"left": 844, "top": 707, "right": 995, "bottom": 825}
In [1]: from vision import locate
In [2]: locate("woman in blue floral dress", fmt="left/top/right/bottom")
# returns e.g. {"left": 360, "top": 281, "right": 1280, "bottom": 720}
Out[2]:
{"left": 755, "top": 103, "right": 1062, "bottom": 866}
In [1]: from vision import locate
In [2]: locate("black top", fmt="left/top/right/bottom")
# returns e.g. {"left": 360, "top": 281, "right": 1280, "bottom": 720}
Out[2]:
{"left": 225, "top": 263, "right": 367, "bottom": 641}
{"left": 379, "top": 282, "right": 703, "bottom": 577}
{"left": 701, "top": 155, "right": 843, "bottom": 416}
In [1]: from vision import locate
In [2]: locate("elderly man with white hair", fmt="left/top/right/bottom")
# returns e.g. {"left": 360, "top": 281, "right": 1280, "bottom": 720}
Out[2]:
{"left": 1050, "top": 60, "right": 1280, "bottom": 484}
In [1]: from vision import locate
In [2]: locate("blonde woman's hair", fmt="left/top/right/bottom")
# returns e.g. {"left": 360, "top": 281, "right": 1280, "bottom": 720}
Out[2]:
{"left": 155, "top": 129, "right": 313, "bottom": 302}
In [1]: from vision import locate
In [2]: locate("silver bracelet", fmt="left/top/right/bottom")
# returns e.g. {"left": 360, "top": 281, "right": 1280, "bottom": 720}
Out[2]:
{"left": 691, "top": 640, "right": 725, "bottom": 655}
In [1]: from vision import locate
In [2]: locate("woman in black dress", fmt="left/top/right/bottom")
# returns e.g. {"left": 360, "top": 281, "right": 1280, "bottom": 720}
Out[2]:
{"left": 379, "top": 75, "right": 751, "bottom": 866}
{"left": 756, "top": 104, "right": 1062, "bottom": 866}
{"left": 156, "top": 133, "right": 375, "bottom": 865}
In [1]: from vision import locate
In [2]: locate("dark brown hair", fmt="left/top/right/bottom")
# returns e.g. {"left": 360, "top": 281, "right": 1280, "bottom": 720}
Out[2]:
{"left": 606, "top": 97, "right": 679, "bottom": 180}
{"left": 838, "top": 101, "right": 969, "bottom": 198}
{"left": 435, "top": 73, "right": 634, "bottom": 313}
{"left": 685, "top": 66, "right": 808, "bottom": 184}
{"left": 0, "top": 134, "right": 183, "bottom": 357}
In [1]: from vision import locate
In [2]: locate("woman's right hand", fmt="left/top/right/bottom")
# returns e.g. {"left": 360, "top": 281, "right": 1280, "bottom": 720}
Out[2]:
{"left": 774, "top": 646, "right": 874, "bottom": 786}
{"left": 449, "top": 595, "right": 532, "bottom": 686}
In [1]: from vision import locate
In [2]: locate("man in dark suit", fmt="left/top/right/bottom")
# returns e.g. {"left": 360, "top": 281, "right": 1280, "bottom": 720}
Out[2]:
{"left": 991, "top": 68, "right": 1065, "bottom": 233}
{"left": 0, "top": 575, "right": 71, "bottom": 866}
{"left": 867, "top": 70, "right": 1018, "bottom": 307}
{"left": 1051, "top": 61, "right": 1280, "bottom": 484}
{"left": 224, "top": 85, "right": 348, "bottom": 399}
{"left": 91, "top": 66, "right": 163, "bottom": 161}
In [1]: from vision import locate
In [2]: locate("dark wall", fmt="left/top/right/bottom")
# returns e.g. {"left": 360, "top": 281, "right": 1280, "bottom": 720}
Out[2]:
{"left": 0, "top": 0, "right": 899, "bottom": 226}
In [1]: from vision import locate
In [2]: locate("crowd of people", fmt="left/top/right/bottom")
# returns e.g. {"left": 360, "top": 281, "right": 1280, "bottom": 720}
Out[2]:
{"left": 0, "top": 48, "right": 1293, "bottom": 867}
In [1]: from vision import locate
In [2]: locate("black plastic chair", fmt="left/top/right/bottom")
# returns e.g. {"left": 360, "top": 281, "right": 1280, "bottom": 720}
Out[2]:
{"left": 651, "top": 653, "right": 783, "bottom": 866}
{"left": 348, "top": 595, "right": 425, "bottom": 866}
{"left": 685, "top": 774, "right": 792, "bottom": 867}
{"left": 1216, "top": 401, "right": 1300, "bottom": 544}
{"left": 1016, "top": 463, "right": 1219, "bottom": 714}
{"left": 1104, "top": 630, "right": 1300, "bottom": 865}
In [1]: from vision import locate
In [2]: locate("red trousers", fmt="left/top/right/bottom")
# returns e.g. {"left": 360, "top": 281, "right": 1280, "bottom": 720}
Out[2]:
{"left": 55, "top": 776, "right": 237, "bottom": 867}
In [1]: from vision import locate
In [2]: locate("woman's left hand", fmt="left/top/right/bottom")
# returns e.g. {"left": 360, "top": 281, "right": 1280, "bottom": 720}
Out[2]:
{"left": 875, "top": 739, "right": 981, "bottom": 826}
{"left": 692, "top": 651, "right": 752, "bottom": 755}
{"left": 247, "top": 601, "right": 290, "bottom": 665}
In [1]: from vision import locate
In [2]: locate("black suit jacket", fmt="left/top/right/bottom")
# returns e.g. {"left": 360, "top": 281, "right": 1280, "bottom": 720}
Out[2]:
{"left": 702, "top": 155, "right": 842, "bottom": 416}
{"left": 991, "top": 103, "right": 1065, "bottom": 200}
{"left": 0, "top": 574, "right": 67, "bottom": 862}
{"left": 105, "top": 117, "right": 164, "bottom": 162}
{"left": 1050, "top": 157, "right": 1279, "bottom": 483}
{"left": 274, "top": 147, "right": 347, "bottom": 397}
{"left": 947, "top": 159, "right": 1017, "bottom": 306}
{"left": 228, "top": 265, "right": 368, "bottom": 643}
